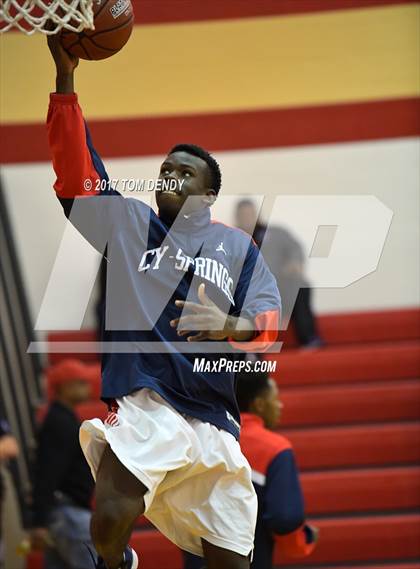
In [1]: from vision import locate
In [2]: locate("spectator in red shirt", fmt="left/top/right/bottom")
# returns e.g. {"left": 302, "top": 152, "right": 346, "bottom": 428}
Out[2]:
{"left": 30, "top": 359, "right": 97, "bottom": 569}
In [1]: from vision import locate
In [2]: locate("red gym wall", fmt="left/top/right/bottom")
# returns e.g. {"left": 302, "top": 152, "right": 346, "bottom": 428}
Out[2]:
{"left": 0, "top": 0, "right": 419, "bottom": 325}
{"left": 1, "top": 0, "right": 419, "bottom": 162}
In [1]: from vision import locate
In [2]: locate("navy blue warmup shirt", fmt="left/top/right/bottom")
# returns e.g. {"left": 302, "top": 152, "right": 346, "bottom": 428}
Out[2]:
{"left": 47, "top": 93, "right": 281, "bottom": 440}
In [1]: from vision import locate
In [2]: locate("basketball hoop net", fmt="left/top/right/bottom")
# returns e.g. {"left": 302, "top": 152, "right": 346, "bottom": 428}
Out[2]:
{"left": 0, "top": 0, "right": 94, "bottom": 34}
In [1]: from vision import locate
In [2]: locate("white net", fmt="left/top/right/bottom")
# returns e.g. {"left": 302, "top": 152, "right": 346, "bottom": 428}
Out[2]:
{"left": 0, "top": 0, "right": 94, "bottom": 34}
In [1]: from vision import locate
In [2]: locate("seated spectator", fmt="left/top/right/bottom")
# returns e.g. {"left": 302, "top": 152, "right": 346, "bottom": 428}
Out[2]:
{"left": 235, "top": 199, "right": 323, "bottom": 348}
{"left": 30, "top": 359, "right": 97, "bottom": 569}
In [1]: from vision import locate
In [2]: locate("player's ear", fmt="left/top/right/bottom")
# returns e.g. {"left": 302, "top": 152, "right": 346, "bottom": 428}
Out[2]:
{"left": 250, "top": 397, "right": 265, "bottom": 416}
{"left": 203, "top": 190, "right": 217, "bottom": 207}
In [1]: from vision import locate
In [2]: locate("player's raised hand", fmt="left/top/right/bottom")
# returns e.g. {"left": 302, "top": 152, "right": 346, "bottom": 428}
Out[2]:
{"left": 47, "top": 32, "right": 79, "bottom": 75}
{"left": 47, "top": 27, "right": 79, "bottom": 93}
{"left": 171, "top": 283, "right": 232, "bottom": 341}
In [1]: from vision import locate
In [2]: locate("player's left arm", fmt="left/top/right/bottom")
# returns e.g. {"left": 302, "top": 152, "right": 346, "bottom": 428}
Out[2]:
{"left": 171, "top": 242, "right": 280, "bottom": 347}
{"left": 171, "top": 283, "right": 255, "bottom": 342}
{"left": 228, "top": 240, "right": 281, "bottom": 350}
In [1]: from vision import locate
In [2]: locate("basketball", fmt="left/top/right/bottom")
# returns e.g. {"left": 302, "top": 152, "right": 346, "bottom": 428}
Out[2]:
{"left": 60, "top": 0, "right": 134, "bottom": 60}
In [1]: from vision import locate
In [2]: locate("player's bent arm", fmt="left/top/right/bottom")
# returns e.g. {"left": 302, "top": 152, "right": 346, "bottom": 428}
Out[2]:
{"left": 229, "top": 242, "right": 281, "bottom": 351}
{"left": 227, "top": 309, "right": 279, "bottom": 349}
{"left": 174, "top": 284, "right": 259, "bottom": 342}
{"left": 224, "top": 314, "right": 255, "bottom": 342}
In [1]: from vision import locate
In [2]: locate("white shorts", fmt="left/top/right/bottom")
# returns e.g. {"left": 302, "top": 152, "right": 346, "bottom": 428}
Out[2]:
{"left": 79, "top": 388, "right": 257, "bottom": 558}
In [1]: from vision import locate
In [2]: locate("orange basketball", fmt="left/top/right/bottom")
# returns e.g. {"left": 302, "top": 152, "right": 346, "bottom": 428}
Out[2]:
{"left": 60, "top": 0, "right": 134, "bottom": 60}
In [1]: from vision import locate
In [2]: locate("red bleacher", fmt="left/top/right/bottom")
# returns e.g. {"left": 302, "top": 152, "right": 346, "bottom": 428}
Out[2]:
{"left": 301, "top": 466, "right": 420, "bottom": 514}
{"left": 287, "top": 422, "right": 420, "bottom": 469}
{"left": 27, "top": 308, "right": 420, "bottom": 569}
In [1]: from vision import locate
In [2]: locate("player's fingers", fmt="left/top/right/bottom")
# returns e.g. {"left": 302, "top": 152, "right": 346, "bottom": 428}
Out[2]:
{"left": 46, "top": 28, "right": 65, "bottom": 61}
{"left": 45, "top": 23, "right": 79, "bottom": 69}
{"left": 45, "top": 20, "right": 62, "bottom": 45}
{"left": 175, "top": 300, "right": 209, "bottom": 313}
{"left": 177, "top": 314, "right": 211, "bottom": 330}
{"left": 177, "top": 319, "right": 196, "bottom": 334}
{"left": 197, "top": 283, "right": 213, "bottom": 306}
{"left": 186, "top": 332, "right": 209, "bottom": 342}
{"left": 46, "top": 24, "right": 59, "bottom": 49}
{"left": 177, "top": 330, "right": 191, "bottom": 336}
{"left": 44, "top": 18, "right": 55, "bottom": 32}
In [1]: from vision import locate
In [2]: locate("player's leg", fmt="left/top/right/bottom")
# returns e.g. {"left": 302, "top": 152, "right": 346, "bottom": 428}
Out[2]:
{"left": 146, "top": 419, "right": 256, "bottom": 569}
{"left": 91, "top": 444, "right": 147, "bottom": 569}
{"left": 202, "top": 540, "right": 249, "bottom": 569}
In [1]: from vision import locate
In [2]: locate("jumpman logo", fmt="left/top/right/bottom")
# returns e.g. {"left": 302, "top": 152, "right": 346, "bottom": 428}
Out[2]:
{"left": 105, "top": 401, "right": 120, "bottom": 427}
{"left": 216, "top": 242, "right": 227, "bottom": 255}
{"left": 105, "top": 411, "right": 119, "bottom": 427}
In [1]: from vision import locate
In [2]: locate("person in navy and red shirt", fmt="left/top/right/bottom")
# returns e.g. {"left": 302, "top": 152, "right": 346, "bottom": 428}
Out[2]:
{"left": 46, "top": 35, "right": 281, "bottom": 569}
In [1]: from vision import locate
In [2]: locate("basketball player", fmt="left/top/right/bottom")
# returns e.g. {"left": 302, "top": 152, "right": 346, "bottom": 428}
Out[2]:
{"left": 46, "top": 35, "right": 281, "bottom": 569}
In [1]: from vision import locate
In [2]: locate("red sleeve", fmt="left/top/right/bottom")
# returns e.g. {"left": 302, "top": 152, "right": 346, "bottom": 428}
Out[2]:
{"left": 228, "top": 308, "right": 280, "bottom": 352}
{"left": 276, "top": 524, "right": 316, "bottom": 558}
{"left": 47, "top": 93, "right": 100, "bottom": 198}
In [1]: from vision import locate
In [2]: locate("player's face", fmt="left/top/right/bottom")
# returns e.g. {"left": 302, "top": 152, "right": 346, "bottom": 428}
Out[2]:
{"left": 261, "top": 379, "right": 283, "bottom": 430}
{"left": 156, "top": 151, "right": 216, "bottom": 222}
